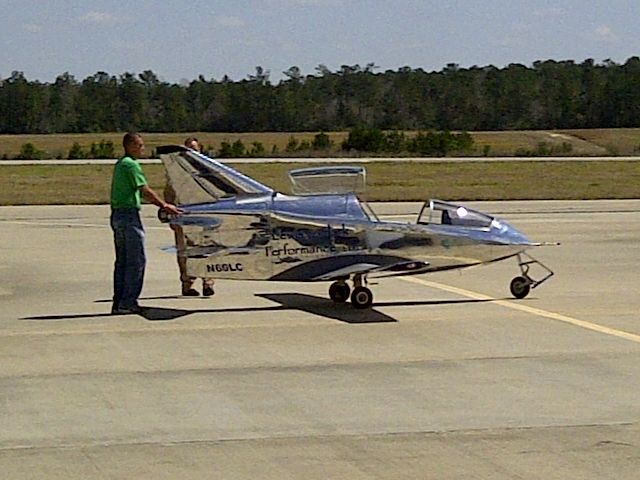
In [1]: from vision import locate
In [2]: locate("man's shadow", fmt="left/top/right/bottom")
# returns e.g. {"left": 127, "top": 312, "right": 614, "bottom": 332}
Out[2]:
{"left": 23, "top": 294, "right": 497, "bottom": 324}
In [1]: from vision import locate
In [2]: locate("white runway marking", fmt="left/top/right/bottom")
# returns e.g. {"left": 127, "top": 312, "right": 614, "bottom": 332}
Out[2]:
{"left": 402, "top": 276, "right": 640, "bottom": 344}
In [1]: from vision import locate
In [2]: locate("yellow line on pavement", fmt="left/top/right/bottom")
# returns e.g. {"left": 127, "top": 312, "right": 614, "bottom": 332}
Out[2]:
{"left": 401, "top": 276, "right": 640, "bottom": 344}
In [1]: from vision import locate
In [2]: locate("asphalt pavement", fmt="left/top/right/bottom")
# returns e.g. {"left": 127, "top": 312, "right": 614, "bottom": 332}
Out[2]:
{"left": 0, "top": 200, "right": 639, "bottom": 479}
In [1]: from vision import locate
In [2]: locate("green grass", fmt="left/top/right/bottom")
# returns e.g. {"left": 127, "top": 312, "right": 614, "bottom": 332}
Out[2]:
{"left": 2, "top": 161, "right": 638, "bottom": 205}
{"left": 0, "top": 132, "right": 348, "bottom": 159}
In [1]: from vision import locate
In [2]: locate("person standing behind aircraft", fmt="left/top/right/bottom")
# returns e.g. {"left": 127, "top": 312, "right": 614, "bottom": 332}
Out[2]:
{"left": 110, "top": 132, "right": 182, "bottom": 314}
{"left": 163, "top": 137, "right": 216, "bottom": 297}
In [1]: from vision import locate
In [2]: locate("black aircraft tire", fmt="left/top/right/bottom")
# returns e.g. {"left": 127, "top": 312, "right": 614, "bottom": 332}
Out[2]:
{"left": 329, "top": 282, "right": 350, "bottom": 303}
{"left": 351, "top": 286, "right": 373, "bottom": 309}
{"left": 510, "top": 276, "right": 531, "bottom": 299}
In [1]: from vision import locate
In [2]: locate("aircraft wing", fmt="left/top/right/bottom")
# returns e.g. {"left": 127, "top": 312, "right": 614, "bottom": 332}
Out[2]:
{"left": 270, "top": 253, "right": 430, "bottom": 281}
{"left": 313, "top": 263, "right": 381, "bottom": 280}
{"left": 311, "top": 259, "right": 430, "bottom": 281}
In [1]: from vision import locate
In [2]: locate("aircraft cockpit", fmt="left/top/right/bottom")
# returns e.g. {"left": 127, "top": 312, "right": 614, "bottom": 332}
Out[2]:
{"left": 417, "top": 200, "right": 496, "bottom": 229}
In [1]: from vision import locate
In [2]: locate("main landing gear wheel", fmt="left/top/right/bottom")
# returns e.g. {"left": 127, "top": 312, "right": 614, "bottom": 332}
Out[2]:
{"left": 329, "top": 282, "right": 350, "bottom": 303}
{"left": 351, "top": 286, "right": 373, "bottom": 309}
{"left": 510, "top": 276, "right": 531, "bottom": 299}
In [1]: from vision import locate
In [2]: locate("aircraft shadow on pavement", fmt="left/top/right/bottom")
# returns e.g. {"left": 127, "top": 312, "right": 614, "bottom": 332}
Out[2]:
{"left": 22, "top": 294, "right": 497, "bottom": 324}
{"left": 255, "top": 293, "right": 395, "bottom": 324}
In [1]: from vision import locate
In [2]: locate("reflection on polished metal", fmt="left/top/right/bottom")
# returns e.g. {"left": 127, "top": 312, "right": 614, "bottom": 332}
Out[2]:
{"left": 157, "top": 145, "right": 556, "bottom": 308}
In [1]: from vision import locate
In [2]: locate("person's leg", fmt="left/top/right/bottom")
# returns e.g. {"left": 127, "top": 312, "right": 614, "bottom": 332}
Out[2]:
{"left": 202, "top": 278, "right": 215, "bottom": 296}
{"left": 110, "top": 211, "right": 126, "bottom": 311}
{"left": 119, "top": 211, "right": 146, "bottom": 310}
{"left": 174, "top": 226, "right": 198, "bottom": 295}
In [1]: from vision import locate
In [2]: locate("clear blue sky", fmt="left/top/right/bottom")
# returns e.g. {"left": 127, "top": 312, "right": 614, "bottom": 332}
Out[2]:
{"left": 1, "top": 0, "right": 638, "bottom": 83}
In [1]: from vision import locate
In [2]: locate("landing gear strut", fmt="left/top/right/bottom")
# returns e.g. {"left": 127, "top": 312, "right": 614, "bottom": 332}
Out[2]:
{"left": 510, "top": 253, "right": 554, "bottom": 299}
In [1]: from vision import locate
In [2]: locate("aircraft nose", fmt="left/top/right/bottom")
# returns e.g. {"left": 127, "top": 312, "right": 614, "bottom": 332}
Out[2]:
{"left": 492, "top": 218, "right": 532, "bottom": 245}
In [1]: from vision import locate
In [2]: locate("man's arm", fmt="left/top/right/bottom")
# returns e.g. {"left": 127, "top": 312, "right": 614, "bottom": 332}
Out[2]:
{"left": 140, "top": 185, "right": 182, "bottom": 215}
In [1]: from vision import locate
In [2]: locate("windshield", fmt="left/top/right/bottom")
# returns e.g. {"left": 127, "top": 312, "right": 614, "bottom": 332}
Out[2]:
{"left": 288, "top": 166, "right": 366, "bottom": 195}
{"left": 417, "top": 200, "right": 494, "bottom": 229}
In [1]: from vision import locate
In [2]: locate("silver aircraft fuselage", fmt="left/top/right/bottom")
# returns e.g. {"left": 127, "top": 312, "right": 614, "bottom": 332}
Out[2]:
{"left": 171, "top": 192, "right": 533, "bottom": 282}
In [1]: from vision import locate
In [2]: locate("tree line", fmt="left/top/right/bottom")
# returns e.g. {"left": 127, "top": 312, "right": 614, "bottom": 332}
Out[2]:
{"left": 2, "top": 58, "right": 640, "bottom": 134}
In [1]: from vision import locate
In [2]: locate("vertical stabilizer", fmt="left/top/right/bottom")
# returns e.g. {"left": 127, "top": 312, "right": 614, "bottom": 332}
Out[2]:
{"left": 157, "top": 145, "right": 273, "bottom": 204}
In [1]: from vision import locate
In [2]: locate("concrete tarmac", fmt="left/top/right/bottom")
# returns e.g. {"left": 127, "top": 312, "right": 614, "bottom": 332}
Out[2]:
{"left": 0, "top": 200, "right": 639, "bottom": 479}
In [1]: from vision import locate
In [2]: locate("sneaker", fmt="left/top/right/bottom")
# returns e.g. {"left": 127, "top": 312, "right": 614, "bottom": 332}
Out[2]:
{"left": 202, "top": 285, "right": 215, "bottom": 297}
{"left": 182, "top": 287, "right": 200, "bottom": 296}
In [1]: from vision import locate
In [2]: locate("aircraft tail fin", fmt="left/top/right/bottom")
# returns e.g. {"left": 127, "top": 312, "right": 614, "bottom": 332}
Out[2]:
{"left": 157, "top": 145, "right": 273, "bottom": 204}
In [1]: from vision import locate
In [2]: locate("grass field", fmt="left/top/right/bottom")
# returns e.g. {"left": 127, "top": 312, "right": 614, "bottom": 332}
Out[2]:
{"left": 0, "top": 132, "right": 347, "bottom": 159}
{"left": 1, "top": 128, "right": 640, "bottom": 158}
{"left": 1, "top": 160, "right": 639, "bottom": 205}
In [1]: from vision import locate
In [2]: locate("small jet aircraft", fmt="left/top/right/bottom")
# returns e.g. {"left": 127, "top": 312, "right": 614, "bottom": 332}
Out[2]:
{"left": 157, "top": 145, "right": 555, "bottom": 308}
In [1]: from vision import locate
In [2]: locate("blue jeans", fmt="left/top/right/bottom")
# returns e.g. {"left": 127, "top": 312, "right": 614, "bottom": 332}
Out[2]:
{"left": 110, "top": 209, "right": 146, "bottom": 310}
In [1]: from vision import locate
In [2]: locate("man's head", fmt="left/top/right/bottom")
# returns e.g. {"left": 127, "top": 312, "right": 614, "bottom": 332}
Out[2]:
{"left": 184, "top": 137, "right": 200, "bottom": 152}
{"left": 123, "top": 132, "right": 144, "bottom": 158}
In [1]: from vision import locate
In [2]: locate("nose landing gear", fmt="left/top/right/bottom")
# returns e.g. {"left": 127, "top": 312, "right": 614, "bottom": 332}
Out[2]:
{"left": 510, "top": 253, "right": 554, "bottom": 299}
{"left": 510, "top": 276, "right": 531, "bottom": 299}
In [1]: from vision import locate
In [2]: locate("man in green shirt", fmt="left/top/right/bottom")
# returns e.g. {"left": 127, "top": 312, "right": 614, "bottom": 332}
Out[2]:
{"left": 110, "top": 132, "right": 181, "bottom": 314}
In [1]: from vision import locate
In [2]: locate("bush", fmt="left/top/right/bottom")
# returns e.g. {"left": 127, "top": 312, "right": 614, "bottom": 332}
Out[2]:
{"left": 217, "top": 139, "right": 246, "bottom": 158}
{"left": 535, "top": 142, "right": 552, "bottom": 156}
{"left": 285, "top": 136, "right": 299, "bottom": 152}
{"left": 560, "top": 142, "right": 573, "bottom": 154}
{"left": 297, "top": 140, "right": 311, "bottom": 151}
{"left": 407, "top": 131, "right": 474, "bottom": 156}
{"left": 89, "top": 140, "right": 115, "bottom": 159}
{"left": 454, "top": 131, "right": 474, "bottom": 151}
{"left": 248, "top": 141, "right": 265, "bottom": 157}
{"left": 68, "top": 142, "right": 86, "bottom": 159}
{"left": 15, "top": 143, "right": 45, "bottom": 160}
{"left": 217, "top": 141, "right": 233, "bottom": 158}
{"left": 312, "top": 132, "right": 332, "bottom": 150}
{"left": 342, "top": 128, "right": 386, "bottom": 153}
{"left": 385, "top": 131, "right": 406, "bottom": 153}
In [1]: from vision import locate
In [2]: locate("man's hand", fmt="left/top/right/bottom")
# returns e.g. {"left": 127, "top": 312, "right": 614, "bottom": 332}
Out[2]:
{"left": 162, "top": 203, "right": 183, "bottom": 215}
{"left": 141, "top": 185, "right": 183, "bottom": 215}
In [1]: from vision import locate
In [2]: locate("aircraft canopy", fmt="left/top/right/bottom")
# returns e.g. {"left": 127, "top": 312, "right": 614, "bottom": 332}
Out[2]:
{"left": 288, "top": 166, "right": 366, "bottom": 196}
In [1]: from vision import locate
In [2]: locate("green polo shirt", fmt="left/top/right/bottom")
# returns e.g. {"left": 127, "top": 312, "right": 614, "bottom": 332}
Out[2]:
{"left": 110, "top": 156, "right": 148, "bottom": 209}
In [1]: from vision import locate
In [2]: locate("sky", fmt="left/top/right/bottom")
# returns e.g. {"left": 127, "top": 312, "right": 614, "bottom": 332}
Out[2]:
{"left": 1, "top": 0, "right": 639, "bottom": 84}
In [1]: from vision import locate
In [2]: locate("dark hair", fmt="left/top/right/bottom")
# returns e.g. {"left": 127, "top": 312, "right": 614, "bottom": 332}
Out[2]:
{"left": 123, "top": 132, "right": 141, "bottom": 149}
{"left": 184, "top": 136, "right": 199, "bottom": 147}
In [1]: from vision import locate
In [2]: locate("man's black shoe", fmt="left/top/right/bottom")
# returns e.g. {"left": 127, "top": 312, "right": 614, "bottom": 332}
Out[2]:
{"left": 202, "top": 285, "right": 215, "bottom": 297}
{"left": 182, "top": 288, "right": 200, "bottom": 296}
{"left": 111, "top": 305, "right": 142, "bottom": 315}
